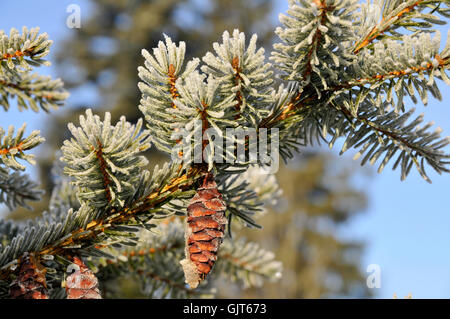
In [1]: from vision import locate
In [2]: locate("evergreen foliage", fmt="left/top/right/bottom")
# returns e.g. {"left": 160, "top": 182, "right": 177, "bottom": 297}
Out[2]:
{"left": 0, "top": 0, "right": 449, "bottom": 298}
{"left": 61, "top": 110, "right": 152, "bottom": 208}
{"left": 13, "top": 0, "right": 275, "bottom": 222}
{"left": 201, "top": 29, "right": 274, "bottom": 124}
{"left": 0, "top": 171, "right": 43, "bottom": 211}
{"left": 0, "top": 27, "right": 68, "bottom": 112}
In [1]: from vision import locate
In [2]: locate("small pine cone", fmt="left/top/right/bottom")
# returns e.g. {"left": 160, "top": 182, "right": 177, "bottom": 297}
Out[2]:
{"left": 9, "top": 252, "right": 49, "bottom": 299}
{"left": 180, "top": 172, "right": 227, "bottom": 289}
{"left": 65, "top": 257, "right": 102, "bottom": 299}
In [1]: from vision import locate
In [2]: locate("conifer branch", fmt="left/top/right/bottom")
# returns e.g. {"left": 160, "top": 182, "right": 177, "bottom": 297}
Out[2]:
{"left": 0, "top": 164, "right": 203, "bottom": 280}
{"left": 0, "top": 27, "right": 52, "bottom": 72}
{"left": 302, "top": 0, "right": 330, "bottom": 80}
{"left": 354, "top": 0, "right": 428, "bottom": 54}
{"left": 0, "top": 124, "right": 44, "bottom": 170}
{"left": 96, "top": 219, "right": 281, "bottom": 297}
{"left": 337, "top": 103, "right": 443, "bottom": 159}
{"left": 100, "top": 242, "right": 199, "bottom": 297}
{"left": 262, "top": 48, "right": 449, "bottom": 127}
{"left": 0, "top": 72, "right": 68, "bottom": 112}
{"left": 215, "top": 238, "right": 282, "bottom": 289}
{"left": 46, "top": 169, "right": 200, "bottom": 255}
{"left": 348, "top": 54, "right": 448, "bottom": 87}
{"left": 95, "top": 221, "right": 209, "bottom": 298}
{"left": 0, "top": 27, "right": 69, "bottom": 112}
{"left": 355, "top": 0, "right": 449, "bottom": 55}
{"left": 0, "top": 171, "right": 44, "bottom": 210}
{"left": 331, "top": 100, "right": 450, "bottom": 181}
{"left": 61, "top": 110, "right": 152, "bottom": 208}
{"left": 202, "top": 29, "right": 273, "bottom": 125}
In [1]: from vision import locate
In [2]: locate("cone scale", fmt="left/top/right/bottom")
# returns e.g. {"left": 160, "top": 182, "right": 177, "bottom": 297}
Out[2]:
{"left": 9, "top": 252, "right": 49, "bottom": 299}
{"left": 65, "top": 257, "right": 102, "bottom": 299}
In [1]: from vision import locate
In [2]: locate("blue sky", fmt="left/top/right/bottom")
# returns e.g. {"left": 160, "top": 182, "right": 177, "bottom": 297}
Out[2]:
{"left": 1, "top": 0, "right": 450, "bottom": 298}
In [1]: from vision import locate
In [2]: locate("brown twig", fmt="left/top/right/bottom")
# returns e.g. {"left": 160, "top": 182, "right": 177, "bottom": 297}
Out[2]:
{"left": 93, "top": 140, "right": 112, "bottom": 203}
{"left": 231, "top": 56, "right": 243, "bottom": 119}
{"left": 0, "top": 46, "right": 37, "bottom": 61}
{"left": 0, "top": 142, "right": 24, "bottom": 156}
{"left": 167, "top": 64, "right": 179, "bottom": 109}
{"left": 199, "top": 100, "right": 210, "bottom": 152}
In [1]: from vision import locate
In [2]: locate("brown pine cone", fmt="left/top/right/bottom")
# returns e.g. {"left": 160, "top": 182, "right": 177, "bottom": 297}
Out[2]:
{"left": 180, "top": 172, "right": 227, "bottom": 288}
{"left": 9, "top": 252, "right": 49, "bottom": 299}
{"left": 65, "top": 257, "right": 102, "bottom": 299}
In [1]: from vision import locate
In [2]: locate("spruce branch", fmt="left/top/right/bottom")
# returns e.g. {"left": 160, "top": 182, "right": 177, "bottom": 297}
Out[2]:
{"left": 263, "top": 0, "right": 450, "bottom": 181}
{"left": 261, "top": 83, "right": 450, "bottom": 182}
{"left": 333, "top": 101, "right": 450, "bottom": 182}
{"left": 138, "top": 35, "right": 200, "bottom": 154}
{"left": 299, "top": 0, "right": 335, "bottom": 81}
{"left": 345, "top": 31, "right": 450, "bottom": 110}
{"left": 0, "top": 71, "right": 68, "bottom": 112}
{"left": 0, "top": 27, "right": 52, "bottom": 72}
{"left": 201, "top": 29, "right": 274, "bottom": 124}
{"left": 0, "top": 170, "right": 44, "bottom": 211}
{"left": 173, "top": 72, "right": 237, "bottom": 167}
{"left": 0, "top": 163, "right": 204, "bottom": 280}
{"left": 0, "top": 27, "right": 69, "bottom": 112}
{"left": 61, "top": 109, "right": 151, "bottom": 208}
{"left": 216, "top": 165, "right": 282, "bottom": 232}
{"left": 231, "top": 56, "right": 244, "bottom": 118}
{"left": 0, "top": 123, "right": 44, "bottom": 170}
{"left": 96, "top": 221, "right": 207, "bottom": 298}
{"left": 271, "top": 0, "right": 358, "bottom": 91}
{"left": 354, "top": 0, "right": 449, "bottom": 54}
{"left": 216, "top": 238, "right": 282, "bottom": 289}
{"left": 96, "top": 219, "right": 281, "bottom": 297}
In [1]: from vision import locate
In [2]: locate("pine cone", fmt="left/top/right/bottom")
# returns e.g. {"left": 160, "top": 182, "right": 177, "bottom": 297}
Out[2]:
{"left": 9, "top": 252, "right": 49, "bottom": 299}
{"left": 180, "top": 172, "right": 227, "bottom": 289}
{"left": 65, "top": 257, "right": 102, "bottom": 299}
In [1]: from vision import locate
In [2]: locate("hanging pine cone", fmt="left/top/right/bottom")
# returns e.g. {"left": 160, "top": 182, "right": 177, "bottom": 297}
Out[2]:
{"left": 65, "top": 257, "right": 102, "bottom": 299}
{"left": 9, "top": 252, "right": 49, "bottom": 299}
{"left": 180, "top": 172, "right": 227, "bottom": 289}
